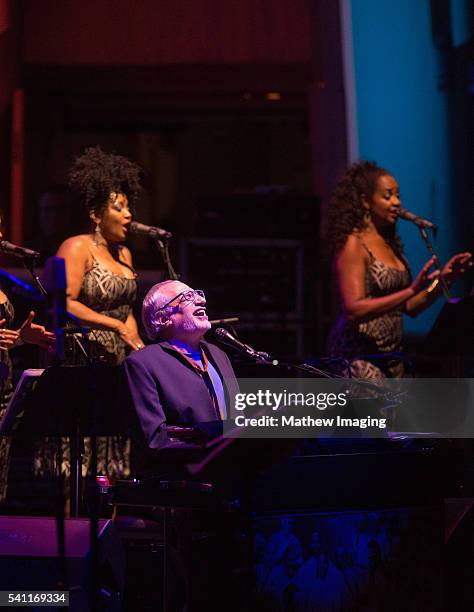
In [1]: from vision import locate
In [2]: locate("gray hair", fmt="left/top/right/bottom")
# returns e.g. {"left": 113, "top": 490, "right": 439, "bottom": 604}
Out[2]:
{"left": 141, "top": 280, "right": 177, "bottom": 340}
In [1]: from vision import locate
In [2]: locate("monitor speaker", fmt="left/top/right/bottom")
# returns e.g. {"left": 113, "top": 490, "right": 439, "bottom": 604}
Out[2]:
{"left": 0, "top": 516, "right": 124, "bottom": 611}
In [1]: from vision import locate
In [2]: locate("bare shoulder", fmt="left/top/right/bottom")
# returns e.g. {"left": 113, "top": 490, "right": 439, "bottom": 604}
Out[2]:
{"left": 56, "top": 235, "right": 91, "bottom": 259}
{"left": 57, "top": 234, "right": 90, "bottom": 252}
{"left": 336, "top": 233, "right": 366, "bottom": 263}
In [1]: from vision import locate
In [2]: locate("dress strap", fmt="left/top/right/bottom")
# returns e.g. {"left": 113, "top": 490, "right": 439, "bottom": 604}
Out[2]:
{"left": 84, "top": 252, "right": 100, "bottom": 275}
{"left": 86, "top": 249, "right": 136, "bottom": 279}
{"left": 356, "top": 236, "right": 376, "bottom": 263}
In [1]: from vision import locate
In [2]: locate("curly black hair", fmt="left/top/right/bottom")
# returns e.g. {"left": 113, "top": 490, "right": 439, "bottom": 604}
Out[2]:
{"left": 68, "top": 146, "right": 142, "bottom": 215}
{"left": 325, "top": 160, "right": 404, "bottom": 259}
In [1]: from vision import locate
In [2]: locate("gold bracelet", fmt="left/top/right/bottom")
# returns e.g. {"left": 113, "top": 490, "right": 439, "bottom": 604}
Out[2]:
{"left": 426, "top": 278, "right": 440, "bottom": 294}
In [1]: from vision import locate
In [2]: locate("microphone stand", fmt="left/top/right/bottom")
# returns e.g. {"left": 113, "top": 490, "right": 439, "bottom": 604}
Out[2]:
{"left": 225, "top": 341, "right": 403, "bottom": 409}
{"left": 22, "top": 256, "right": 90, "bottom": 360}
{"left": 288, "top": 360, "right": 401, "bottom": 401}
{"left": 152, "top": 235, "right": 179, "bottom": 281}
{"left": 22, "top": 256, "right": 101, "bottom": 602}
{"left": 418, "top": 226, "right": 451, "bottom": 300}
{"left": 20, "top": 256, "right": 69, "bottom": 591}
{"left": 39, "top": 257, "right": 100, "bottom": 609}
{"left": 22, "top": 256, "right": 48, "bottom": 297}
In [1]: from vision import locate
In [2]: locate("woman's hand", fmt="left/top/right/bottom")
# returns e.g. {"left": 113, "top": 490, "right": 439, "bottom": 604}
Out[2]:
{"left": 440, "top": 252, "right": 472, "bottom": 286}
{"left": 114, "top": 320, "right": 143, "bottom": 351}
{"left": 0, "top": 318, "right": 20, "bottom": 351}
{"left": 19, "top": 311, "right": 56, "bottom": 349}
{"left": 410, "top": 256, "right": 439, "bottom": 294}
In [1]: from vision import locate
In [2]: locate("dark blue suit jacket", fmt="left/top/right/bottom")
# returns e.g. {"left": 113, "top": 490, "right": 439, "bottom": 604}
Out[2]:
{"left": 122, "top": 339, "right": 238, "bottom": 453}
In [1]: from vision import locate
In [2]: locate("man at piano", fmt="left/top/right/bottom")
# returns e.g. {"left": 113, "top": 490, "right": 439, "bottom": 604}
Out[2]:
{"left": 122, "top": 280, "right": 238, "bottom": 455}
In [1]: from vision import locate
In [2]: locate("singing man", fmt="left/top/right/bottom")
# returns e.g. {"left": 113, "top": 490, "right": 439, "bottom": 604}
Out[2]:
{"left": 122, "top": 280, "right": 238, "bottom": 453}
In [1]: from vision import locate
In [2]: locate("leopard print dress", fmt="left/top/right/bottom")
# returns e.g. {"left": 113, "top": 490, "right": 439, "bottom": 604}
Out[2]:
{"left": 75, "top": 258, "right": 137, "bottom": 364}
{"left": 328, "top": 239, "right": 411, "bottom": 379}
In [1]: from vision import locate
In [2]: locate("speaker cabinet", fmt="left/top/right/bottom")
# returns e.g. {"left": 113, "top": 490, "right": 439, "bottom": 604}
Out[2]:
{"left": 0, "top": 516, "right": 124, "bottom": 611}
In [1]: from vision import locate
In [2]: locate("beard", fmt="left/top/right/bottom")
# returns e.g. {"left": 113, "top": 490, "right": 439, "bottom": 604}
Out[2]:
{"left": 181, "top": 317, "right": 211, "bottom": 335}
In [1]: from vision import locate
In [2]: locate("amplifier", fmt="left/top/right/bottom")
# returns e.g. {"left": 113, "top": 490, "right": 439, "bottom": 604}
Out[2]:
{"left": 0, "top": 517, "right": 124, "bottom": 611}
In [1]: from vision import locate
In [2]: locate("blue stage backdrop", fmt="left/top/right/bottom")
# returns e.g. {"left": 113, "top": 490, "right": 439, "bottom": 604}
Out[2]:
{"left": 348, "top": 0, "right": 465, "bottom": 335}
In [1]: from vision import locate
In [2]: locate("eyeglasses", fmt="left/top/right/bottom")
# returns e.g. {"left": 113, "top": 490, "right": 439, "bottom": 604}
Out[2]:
{"left": 158, "top": 289, "right": 205, "bottom": 312}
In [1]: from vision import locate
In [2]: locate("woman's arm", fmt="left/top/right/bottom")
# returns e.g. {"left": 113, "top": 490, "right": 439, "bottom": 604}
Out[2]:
{"left": 0, "top": 292, "right": 19, "bottom": 350}
{"left": 0, "top": 290, "right": 54, "bottom": 350}
{"left": 405, "top": 279, "right": 441, "bottom": 317}
{"left": 57, "top": 237, "right": 137, "bottom": 349}
{"left": 406, "top": 251, "right": 472, "bottom": 317}
{"left": 17, "top": 311, "right": 55, "bottom": 349}
{"left": 0, "top": 317, "right": 19, "bottom": 350}
{"left": 335, "top": 235, "right": 435, "bottom": 322}
{"left": 124, "top": 311, "right": 144, "bottom": 349}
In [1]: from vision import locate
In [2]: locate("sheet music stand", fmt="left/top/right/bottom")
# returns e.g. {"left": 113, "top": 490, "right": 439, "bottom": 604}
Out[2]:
{"left": 1, "top": 365, "right": 126, "bottom": 516}
{"left": 0, "top": 369, "right": 44, "bottom": 436}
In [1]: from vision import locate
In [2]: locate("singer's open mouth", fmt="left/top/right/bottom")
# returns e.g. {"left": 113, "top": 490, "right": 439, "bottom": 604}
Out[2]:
{"left": 194, "top": 308, "right": 207, "bottom": 318}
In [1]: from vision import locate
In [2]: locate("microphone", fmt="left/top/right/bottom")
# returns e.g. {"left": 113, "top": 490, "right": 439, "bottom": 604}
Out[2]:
{"left": 0, "top": 240, "right": 40, "bottom": 259}
{"left": 398, "top": 208, "right": 437, "bottom": 231}
{"left": 214, "top": 327, "right": 271, "bottom": 362}
{"left": 209, "top": 317, "right": 239, "bottom": 326}
{"left": 129, "top": 221, "right": 172, "bottom": 239}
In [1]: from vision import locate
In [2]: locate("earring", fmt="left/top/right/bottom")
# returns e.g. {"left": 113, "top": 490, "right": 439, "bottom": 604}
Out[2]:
{"left": 93, "top": 221, "right": 104, "bottom": 246}
{"left": 363, "top": 209, "right": 371, "bottom": 223}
